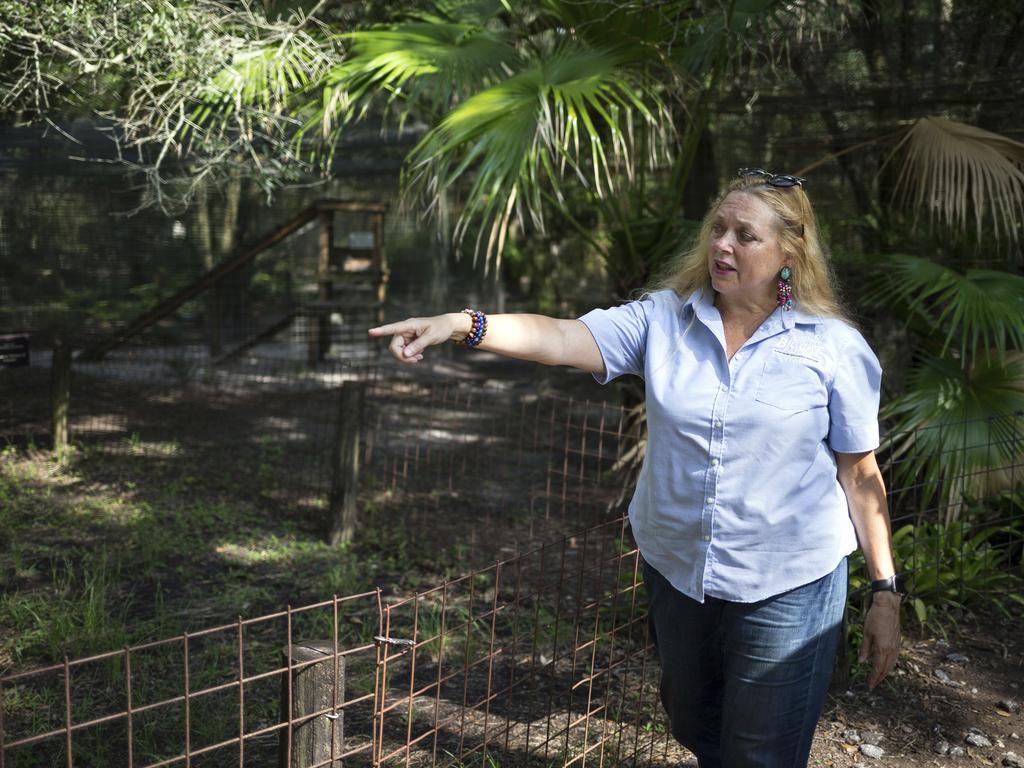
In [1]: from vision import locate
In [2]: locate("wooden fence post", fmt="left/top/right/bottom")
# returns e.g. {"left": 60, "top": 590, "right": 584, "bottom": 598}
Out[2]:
{"left": 329, "top": 381, "right": 365, "bottom": 545}
{"left": 279, "top": 641, "right": 346, "bottom": 768}
{"left": 51, "top": 339, "right": 71, "bottom": 461}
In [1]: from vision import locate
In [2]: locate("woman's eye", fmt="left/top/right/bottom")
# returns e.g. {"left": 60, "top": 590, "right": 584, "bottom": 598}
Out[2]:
{"left": 740, "top": 231, "right": 755, "bottom": 242}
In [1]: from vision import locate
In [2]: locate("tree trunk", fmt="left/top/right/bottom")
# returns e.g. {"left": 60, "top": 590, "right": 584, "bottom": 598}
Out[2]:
{"left": 194, "top": 185, "right": 223, "bottom": 357}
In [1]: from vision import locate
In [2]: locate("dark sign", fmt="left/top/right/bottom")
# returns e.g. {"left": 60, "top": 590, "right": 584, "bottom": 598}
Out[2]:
{"left": 0, "top": 334, "right": 30, "bottom": 368}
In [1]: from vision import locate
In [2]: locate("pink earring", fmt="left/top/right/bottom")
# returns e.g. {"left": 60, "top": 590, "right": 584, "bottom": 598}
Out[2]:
{"left": 777, "top": 266, "right": 793, "bottom": 311}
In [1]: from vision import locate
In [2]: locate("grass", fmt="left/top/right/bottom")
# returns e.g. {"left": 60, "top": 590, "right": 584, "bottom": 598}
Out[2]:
{"left": 1, "top": 553, "right": 130, "bottom": 665}
{"left": 0, "top": 436, "right": 534, "bottom": 663}
{"left": 0, "top": 447, "right": 418, "bottom": 666}
{"left": 0, "top": 424, "right": 657, "bottom": 768}
{"left": 0, "top": 443, "right": 398, "bottom": 766}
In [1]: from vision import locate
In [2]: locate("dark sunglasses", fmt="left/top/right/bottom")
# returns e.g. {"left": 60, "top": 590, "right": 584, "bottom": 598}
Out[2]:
{"left": 737, "top": 168, "right": 806, "bottom": 188}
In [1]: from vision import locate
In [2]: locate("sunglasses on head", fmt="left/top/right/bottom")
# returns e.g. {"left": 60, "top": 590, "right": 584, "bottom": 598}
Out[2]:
{"left": 737, "top": 168, "right": 806, "bottom": 188}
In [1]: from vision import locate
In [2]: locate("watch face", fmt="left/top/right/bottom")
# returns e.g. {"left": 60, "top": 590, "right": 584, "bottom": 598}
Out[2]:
{"left": 894, "top": 574, "right": 908, "bottom": 594}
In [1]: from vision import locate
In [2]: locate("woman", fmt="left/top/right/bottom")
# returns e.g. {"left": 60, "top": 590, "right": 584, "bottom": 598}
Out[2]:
{"left": 368, "top": 169, "right": 901, "bottom": 768}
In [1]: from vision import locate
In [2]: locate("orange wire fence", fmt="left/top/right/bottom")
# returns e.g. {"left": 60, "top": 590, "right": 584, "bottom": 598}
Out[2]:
{"left": 0, "top": 515, "right": 670, "bottom": 768}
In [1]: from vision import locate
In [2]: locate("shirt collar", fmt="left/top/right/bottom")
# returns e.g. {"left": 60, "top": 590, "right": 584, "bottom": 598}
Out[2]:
{"left": 681, "top": 288, "right": 823, "bottom": 328}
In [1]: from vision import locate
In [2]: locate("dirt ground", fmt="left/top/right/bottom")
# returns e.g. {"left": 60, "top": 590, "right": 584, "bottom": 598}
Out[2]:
{"left": 813, "top": 614, "right": 1024, "bottom": 767}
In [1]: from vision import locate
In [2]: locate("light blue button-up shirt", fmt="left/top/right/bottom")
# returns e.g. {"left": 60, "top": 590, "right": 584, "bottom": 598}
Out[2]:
{"left": 579, "top": 288, "right": 882, "bottom": 603}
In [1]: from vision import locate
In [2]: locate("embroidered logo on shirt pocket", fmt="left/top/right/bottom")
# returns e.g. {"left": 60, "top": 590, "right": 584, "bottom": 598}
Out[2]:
{"left": 771, "top": 338, "right": 824, "bottom": 362}
{"left": 755, "top": 353, "right": 828, "bottom": 411}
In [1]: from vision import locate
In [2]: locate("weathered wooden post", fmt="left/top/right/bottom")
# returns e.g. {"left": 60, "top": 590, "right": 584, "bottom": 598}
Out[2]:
{"left": 278, "top": 641, "right": 345, "bottom": 768}
{"left": 50, "top": 339, "right": 71, "bottom": 461}
{"left": 329, "top": 381, "right": 365, "bottom": 545}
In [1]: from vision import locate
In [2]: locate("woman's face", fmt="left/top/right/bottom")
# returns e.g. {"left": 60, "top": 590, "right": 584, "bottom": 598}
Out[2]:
{"left": 707, "top": 192, "right": 789, "bottom": 310}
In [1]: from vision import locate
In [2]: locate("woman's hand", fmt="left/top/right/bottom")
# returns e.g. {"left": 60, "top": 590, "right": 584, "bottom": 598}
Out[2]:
{"left": 836, "top": 450, "right": 902, "bottom": 689}
{"left": 368, "top": 313, "right": 468, "bottom": 364}
{"left": 859, "top": 591, "right": 901, "bottom": 688}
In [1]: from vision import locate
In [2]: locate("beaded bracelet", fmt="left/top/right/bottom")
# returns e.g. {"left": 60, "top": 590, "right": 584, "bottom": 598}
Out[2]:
{"left": 456, "top": 308, "right": 488, "bottom": 348}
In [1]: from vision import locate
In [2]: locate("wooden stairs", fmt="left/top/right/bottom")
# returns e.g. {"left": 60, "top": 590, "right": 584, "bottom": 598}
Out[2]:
{"left": 78, "top": 199, "right": 389, "bottom": 365}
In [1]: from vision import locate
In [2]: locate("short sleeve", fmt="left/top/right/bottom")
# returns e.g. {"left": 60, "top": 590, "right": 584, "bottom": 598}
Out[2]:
{"left": 577, "top": 297, "right": 654, "bottom": 384}
{"left": 827, "top": 330, "right": 882, "bottom": 453}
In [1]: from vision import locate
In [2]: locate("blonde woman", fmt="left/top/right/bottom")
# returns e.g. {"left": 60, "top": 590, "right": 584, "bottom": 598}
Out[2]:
{"left": 369, "top": 169, "right": 901, "bottom": 767}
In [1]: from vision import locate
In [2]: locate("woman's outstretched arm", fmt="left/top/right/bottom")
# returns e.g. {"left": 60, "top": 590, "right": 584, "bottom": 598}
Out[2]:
{"left": 368, "top": 312, "right": 605, "bottom": 374}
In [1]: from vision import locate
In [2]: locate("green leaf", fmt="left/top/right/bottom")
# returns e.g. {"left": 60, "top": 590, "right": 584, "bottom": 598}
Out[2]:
{"left": 912, "top": 598, "right": 927, "bottom": 624}
{"left": 866, "top": 254, "right": 1024, "bottom": 361}
{"left": 404, "top": 38, "right": 671, "bottom": 266}
{"left": 881, "top": 353, "right": 1024, "bottom": 517}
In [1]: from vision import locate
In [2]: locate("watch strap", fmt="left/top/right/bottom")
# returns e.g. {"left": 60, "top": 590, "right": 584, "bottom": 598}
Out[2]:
{"left": 870, "top": 574, "right": 905, "bottom": 595}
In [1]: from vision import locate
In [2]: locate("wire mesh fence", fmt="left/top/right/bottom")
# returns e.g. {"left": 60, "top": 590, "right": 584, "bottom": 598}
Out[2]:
{"left": 0, "top": 186, "right": 392, "bottom": 363}
{"left": 1, "top": 342, "right": 1022, "bottom": 598}
{"left": 0, "top": 517, "right": 668, "bottom": 768}
{"left": 1, "top": 350, "right": 379, "bottom": 520}
{"left": 361, "top": 379, "right": 641, "bottom": 547}
{"left": 2, "top": 339, "right": 1022, "bottom": 564}
{"left": 0, "top": 345, "right": 638, "bottom": 549}
{"left": 0, "top": 345, "right": 1021, "bottom": 767}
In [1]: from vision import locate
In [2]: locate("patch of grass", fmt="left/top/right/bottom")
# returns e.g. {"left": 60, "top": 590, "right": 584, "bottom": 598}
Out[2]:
{"left": 257, "top": 433, "right": 284, "bottom": 493}
{"left": 1, "top": 553, "right": 129, "bottom": 665}
{"left": 414, "top": 601, "right": 489, "bottom": 665}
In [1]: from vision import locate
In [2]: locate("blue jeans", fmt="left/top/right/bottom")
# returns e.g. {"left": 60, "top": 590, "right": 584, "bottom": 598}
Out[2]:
{"left": 643, "top": 558, "right": 847, "bottom": 768}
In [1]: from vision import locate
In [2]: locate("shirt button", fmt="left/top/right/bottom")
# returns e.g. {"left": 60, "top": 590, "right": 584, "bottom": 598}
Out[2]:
{"left": 706, "top": 496, "right": 714, "bottom": 504}
{"left": 714, "top": 419, "right": 722, "bottom": 428}
{"left": 711, "top": 458, "right": 719, "bottom": 466}
{"left": 703, "top": 535, "right": 711, "bottom": 542}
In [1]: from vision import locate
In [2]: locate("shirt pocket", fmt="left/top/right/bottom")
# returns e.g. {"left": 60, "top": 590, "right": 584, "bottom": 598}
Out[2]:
{"left": 754, "top": 352, "right": 828, "bottom": 412}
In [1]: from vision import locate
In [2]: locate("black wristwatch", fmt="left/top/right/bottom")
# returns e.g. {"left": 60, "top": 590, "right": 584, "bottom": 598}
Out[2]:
{"left": 870, "top": 574, "right": 906, "bottom": 595}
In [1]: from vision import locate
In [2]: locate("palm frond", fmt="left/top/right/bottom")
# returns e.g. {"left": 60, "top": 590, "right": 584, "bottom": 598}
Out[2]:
{"left": 865, "top": 254, "right": 1024, "bottom": 362}
{"left": 294, "top": 17, "right": 518, "bottom": 159}
{"left": 881, "top": 353, "right": 1024, "bottom": 521}
{"left": 403, "top": 40, "right": 672, "bottom": 268}
{"left": 886, "top": 116, "right": 1024, "bottom": 248}
{"left": 342, "top": 21, "right": 517, "bottom": 100}
{"left": 431, "top": 0, "right": 510, "bottom": 25}
{"left": 194, "top": 37, "right": 329, "bottom": 125}
{"left": 540, "top": 0, "right": 687, "bottom": 55}
{"left": 665, "top": 0, "right": 790, "bottom": 77}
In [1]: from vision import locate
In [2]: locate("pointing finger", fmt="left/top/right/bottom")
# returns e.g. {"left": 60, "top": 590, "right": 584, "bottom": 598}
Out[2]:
{"left": 369, "top": 319, "right": 418, "bottom": 337}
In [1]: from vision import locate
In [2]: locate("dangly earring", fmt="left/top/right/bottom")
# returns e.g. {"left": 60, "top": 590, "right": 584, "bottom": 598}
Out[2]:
{"left": 777, "top": 266, "right": 793, "bottom": 311}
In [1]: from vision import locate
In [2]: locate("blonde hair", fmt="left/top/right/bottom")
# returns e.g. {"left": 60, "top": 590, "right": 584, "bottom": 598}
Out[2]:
{"left": 650, "top": 175, "right": 849, "bottom": 321}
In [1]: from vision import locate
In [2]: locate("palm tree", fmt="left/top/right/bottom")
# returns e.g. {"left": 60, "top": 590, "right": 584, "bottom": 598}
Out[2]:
{"left": 855, "top": 118, "right": 1024, "bottom": 522}
{"left": 273, "top": 0, "right": 825, "bottom": 294}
